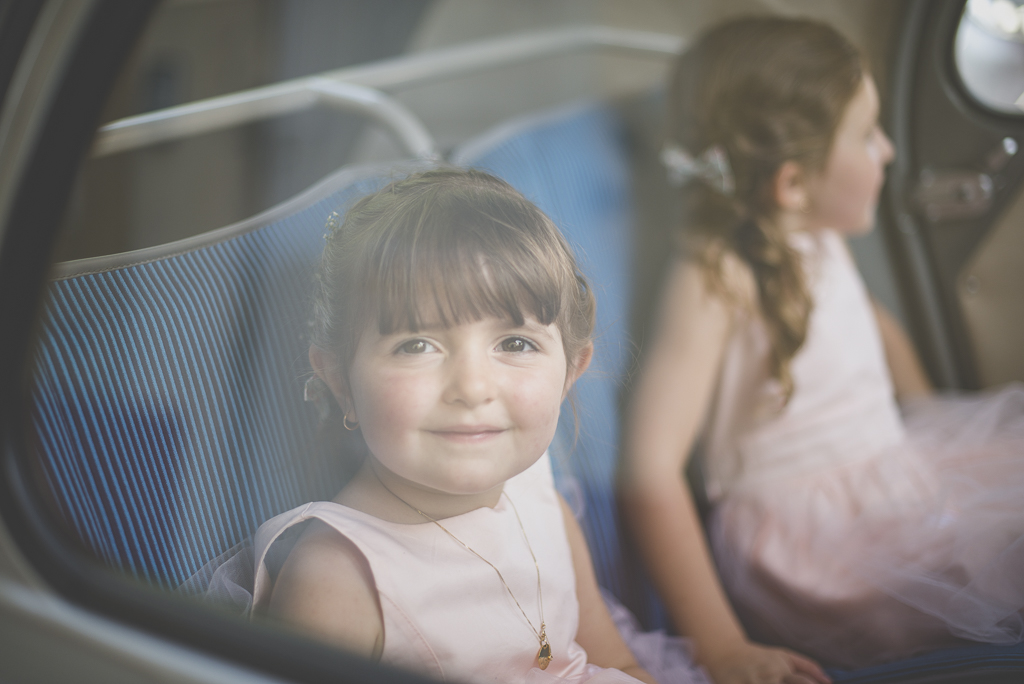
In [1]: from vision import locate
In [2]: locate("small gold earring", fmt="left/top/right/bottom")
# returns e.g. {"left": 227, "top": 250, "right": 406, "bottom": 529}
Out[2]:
{"left": 343, "top": 413, "right": 359, "bottom": 431}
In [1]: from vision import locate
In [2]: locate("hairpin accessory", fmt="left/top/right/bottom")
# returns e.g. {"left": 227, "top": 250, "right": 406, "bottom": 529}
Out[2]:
{"left": 323, "top": 211, "right": 342, "bottom": 240}
{"left": 374, "top": 470, "right": 552, "bottom": 670}
{"left": 343, "top": 413, "right": 359, "bottom": 431}
{"left": 661, "top": 144, "right": 735, "bottom": 195}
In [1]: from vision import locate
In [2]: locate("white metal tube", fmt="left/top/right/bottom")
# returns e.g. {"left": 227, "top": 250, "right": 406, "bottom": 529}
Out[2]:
{"left": 307, "top": 79, "right": 438, "bottom": 160}
{"left": 92, "top": 26, "right": 684, "bottom": 157}
{"left": 313, "top": 25, "right": 684, "bottom": 91}
{"left": 93, "top": 85, "right": 318, "bottom": 157}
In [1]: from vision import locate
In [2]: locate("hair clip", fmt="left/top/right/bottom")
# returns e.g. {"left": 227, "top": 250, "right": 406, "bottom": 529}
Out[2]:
{"left": 323, "top": 211, "right": 342, "bottom": 241}
{"left": 661, "top": 144, "right": 735, "bottom": 196}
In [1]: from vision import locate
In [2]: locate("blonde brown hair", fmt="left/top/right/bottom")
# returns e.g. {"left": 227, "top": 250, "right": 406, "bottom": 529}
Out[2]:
{"left": 667, "top": 16, "right": 864, "bottom": 397}
{"left": 311, "top": 168, "right": 596, "bottom": 388}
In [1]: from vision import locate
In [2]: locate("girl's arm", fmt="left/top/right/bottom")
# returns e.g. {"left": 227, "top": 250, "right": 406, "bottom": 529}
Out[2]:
{"left": 559, "top": 495, "right": 657, "bottom": 684}
{"left": 267, "top": 521, "right": 384, "bottom": 659}
{"left": 620, "top": 259, "right": 829, "bottom": 684}
{"left": 871, "top": 298, "right": 933, "bottom": 401}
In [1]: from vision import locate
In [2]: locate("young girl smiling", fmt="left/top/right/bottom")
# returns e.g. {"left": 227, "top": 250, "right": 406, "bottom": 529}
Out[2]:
{"left": 251, "top": 169, "right": 708, "bottom": 684}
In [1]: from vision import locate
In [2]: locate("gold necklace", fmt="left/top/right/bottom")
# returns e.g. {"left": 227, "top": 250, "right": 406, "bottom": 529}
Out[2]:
{"left": 374, "top": 473, "right": 553, "bottom": 670}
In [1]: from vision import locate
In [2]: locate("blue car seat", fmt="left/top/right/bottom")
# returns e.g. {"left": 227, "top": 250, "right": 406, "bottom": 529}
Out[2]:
{"left": 30, "top": 161, "right": 430, "bottom": 589}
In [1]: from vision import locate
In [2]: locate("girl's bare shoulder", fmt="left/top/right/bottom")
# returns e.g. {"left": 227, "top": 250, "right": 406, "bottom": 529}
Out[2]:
{"left": 673, "top": 245, "right": 757, "bottom": 314}
{"left": 268, "top": 518, "right": 383, "bottom": 656}
{"left": 275, "top": 518, "right": 375, "bottom": 597}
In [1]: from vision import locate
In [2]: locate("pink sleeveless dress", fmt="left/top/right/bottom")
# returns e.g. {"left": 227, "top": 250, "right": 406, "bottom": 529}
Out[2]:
{"left": 251, "top": 454, "right": 704, "bottom": 684}
{"left": 701, "top": 229, "right": 1024, "bottom": 668}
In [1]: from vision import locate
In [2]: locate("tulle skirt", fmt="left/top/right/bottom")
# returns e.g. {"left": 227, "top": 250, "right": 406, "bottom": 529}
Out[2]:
{"left": 710, "top": 384, "right": 1024, "bottom": 668}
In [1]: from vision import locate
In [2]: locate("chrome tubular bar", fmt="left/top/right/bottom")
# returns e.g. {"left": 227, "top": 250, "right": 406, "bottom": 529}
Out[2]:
{"left": 308, "top": 79, "right": 437, "bottom": 160}
{"left": 94, "top": 79, "right": 440, "bottom": 159}
{"left": 92, "top": 26, "right": 684, "bottom": 158}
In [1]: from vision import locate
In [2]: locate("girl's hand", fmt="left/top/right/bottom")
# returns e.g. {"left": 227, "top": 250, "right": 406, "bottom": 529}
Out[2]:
{"left": 704, "top": 641, "right": 830, "bottom": 684}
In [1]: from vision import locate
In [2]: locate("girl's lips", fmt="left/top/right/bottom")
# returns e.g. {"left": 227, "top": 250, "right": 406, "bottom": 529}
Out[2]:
{"left": 428, "top": 427, "right": 506, "bottom": 442}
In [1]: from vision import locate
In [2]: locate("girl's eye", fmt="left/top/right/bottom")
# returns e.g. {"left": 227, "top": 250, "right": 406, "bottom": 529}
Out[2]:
{"left": 398, "top": 339, "right": 435, "bottom": 354}
{"left": 499, "top": 337, "right": 536, "bottom": 353}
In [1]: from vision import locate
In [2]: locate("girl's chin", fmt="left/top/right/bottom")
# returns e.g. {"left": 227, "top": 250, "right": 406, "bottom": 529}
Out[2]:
{"left": 439, "top": 480, "right": 507, "bottom": 499}
{"left": 834, "top": 215, "right": 878, "bottom": 237}
{"left": 405, "top": 473, "right": 506, "bottom": 499}
{"left": 847, "top": 223, "right": 876, "bottom": 237}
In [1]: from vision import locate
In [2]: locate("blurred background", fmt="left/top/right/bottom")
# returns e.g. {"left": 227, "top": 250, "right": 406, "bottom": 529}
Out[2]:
{"left": 55, "top": 0, "right": 904, "bottom": 262}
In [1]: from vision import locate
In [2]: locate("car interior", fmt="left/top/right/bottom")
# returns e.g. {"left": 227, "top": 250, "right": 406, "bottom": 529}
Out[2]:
{"left": 2, "top": 1, "right": 1024, "bottom": 683}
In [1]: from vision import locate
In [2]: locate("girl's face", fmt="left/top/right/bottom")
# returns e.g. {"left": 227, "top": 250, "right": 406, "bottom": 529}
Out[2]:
{"left": 804, "top": 75, "right": 895, "bottom": 235}
{"left": 344, "top": 315, "right": 576, "bottom": 501}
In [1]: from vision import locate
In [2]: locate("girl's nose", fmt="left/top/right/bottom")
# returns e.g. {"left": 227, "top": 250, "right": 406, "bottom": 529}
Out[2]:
{"left": 881, "top": 129, "right": 895, "bottom": 165}
{"left": 442, "top": 351, "right": 494, "bottom": 407}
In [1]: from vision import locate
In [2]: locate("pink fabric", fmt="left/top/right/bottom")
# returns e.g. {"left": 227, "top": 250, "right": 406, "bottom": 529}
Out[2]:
{"left": 252, "top": 454, "right": 639, "bottom": 683}
{"left": 701, "top": 230, "right": 1024, "bottom": 667}
{"left": 602, "top": 588, "right": 710, "bottom": 684}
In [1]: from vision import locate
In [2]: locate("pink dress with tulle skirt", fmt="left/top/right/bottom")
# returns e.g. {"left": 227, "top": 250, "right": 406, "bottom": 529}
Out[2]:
{"left": 701, "top": 229, "right": 1024, "bottom": 668}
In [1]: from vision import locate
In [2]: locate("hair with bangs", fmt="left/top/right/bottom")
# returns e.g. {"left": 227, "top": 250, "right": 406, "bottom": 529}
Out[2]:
{"left": 310, "top": 168, "right": 595, "bottom": 387}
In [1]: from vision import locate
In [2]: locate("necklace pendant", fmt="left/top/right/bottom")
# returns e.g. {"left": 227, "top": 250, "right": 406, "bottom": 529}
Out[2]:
{"left": 536, "top": 629, "right": 552, "bottom": 670}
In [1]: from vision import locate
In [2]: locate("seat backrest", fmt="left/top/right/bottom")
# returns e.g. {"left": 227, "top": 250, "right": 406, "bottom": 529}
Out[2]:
{"left": 30, "top": 162, "right": 429, "bottom": 589}
{"left": 31, "top": 100, "right": 665, "bottom": 620}
{"left": 452, "top": 99, "right": 667, "bottom": 627}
